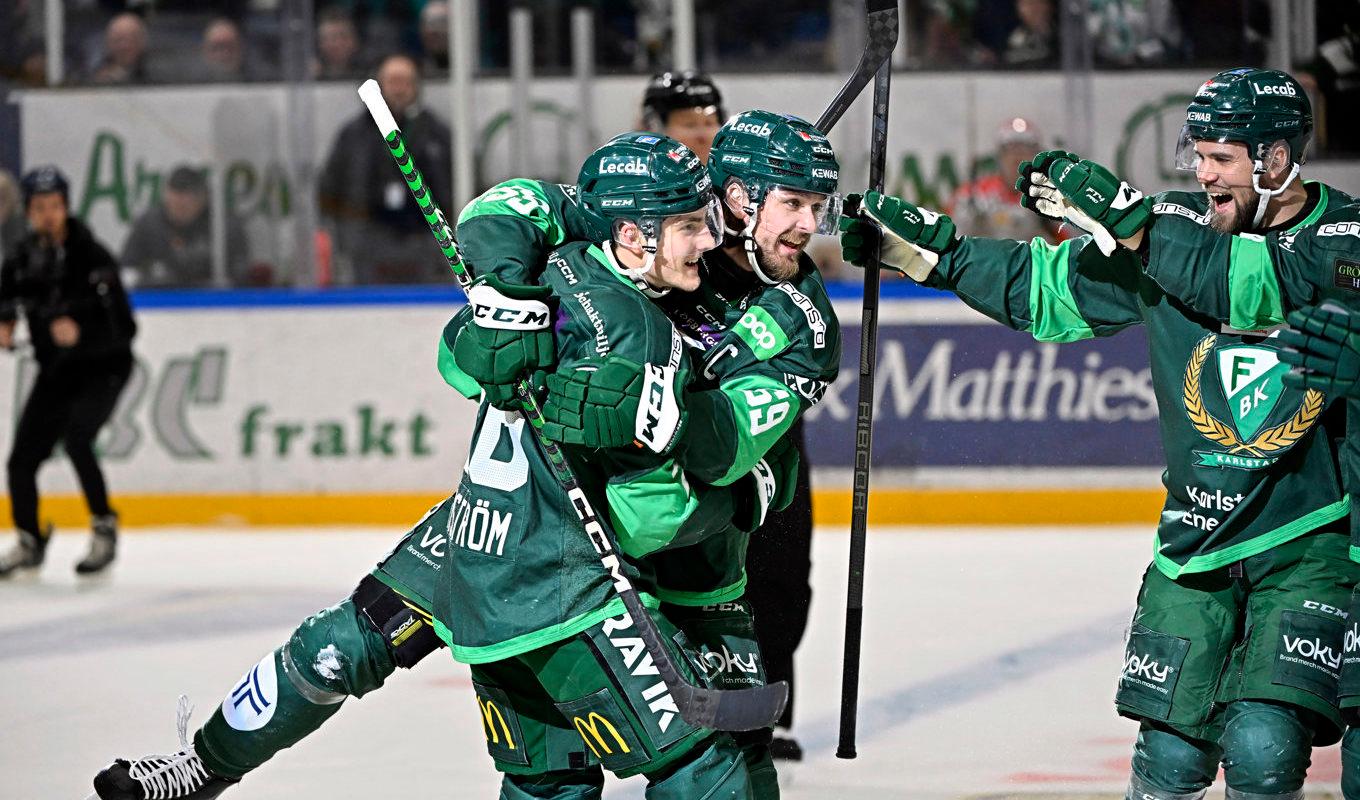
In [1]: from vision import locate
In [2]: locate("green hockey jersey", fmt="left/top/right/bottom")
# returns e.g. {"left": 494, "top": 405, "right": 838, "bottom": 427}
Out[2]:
{"left": 448, "top": 177, "right": 842, "bottom": 604}
{"left": 924, "top": 182, "right": 1351, "bottom": 578}
{"left": 432, "top": 240, "right": 746, "bottom": 663}
{"left": 1137, "top": 186, "right": 1359, "bottom": 559}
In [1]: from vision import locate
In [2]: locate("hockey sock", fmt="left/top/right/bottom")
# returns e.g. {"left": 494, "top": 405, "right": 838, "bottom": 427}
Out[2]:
{"left": 193, "top": 647, "right": 346, "bottom": 779}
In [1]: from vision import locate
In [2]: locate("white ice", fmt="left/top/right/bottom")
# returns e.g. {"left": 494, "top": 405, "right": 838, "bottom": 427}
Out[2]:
{"left": 0, "top": 526, "right": 1344, "bottom": 799}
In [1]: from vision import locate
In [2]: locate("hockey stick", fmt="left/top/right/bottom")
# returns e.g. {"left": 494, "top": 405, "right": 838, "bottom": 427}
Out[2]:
{"left": 813, "top": 0, "right": 900, "bottom": 761}
{"left": 357, "top": 80, "right": 787, "bottom": 732}
{"left": 814, "top": 0, "right": 900, "bottom": 134}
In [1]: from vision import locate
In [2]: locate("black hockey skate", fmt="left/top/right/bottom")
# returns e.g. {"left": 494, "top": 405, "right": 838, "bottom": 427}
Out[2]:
{"left": 90, "top": 696, "right": 238, "bottom": 800}
{"left": 76, "top": 514, "right": 118, "bottom": 575}
{"left": 0, "top": 525, "right": 50, "bottom": 577}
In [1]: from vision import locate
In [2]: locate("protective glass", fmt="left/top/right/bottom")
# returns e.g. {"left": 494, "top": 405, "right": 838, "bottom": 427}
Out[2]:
{"left": 658, "top": 192, "right": 724, "bottom": 251}
{"left": 1173, "top": 127, "right": 1260, "bottom": 185}
{"left": 766, "top": 185, "right": 842, "bottom": 236}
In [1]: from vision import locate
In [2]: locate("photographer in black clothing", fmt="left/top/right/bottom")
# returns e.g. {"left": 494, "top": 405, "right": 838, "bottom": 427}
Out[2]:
{"left": 0, "top": 166, "right": 137, "bottom": 577}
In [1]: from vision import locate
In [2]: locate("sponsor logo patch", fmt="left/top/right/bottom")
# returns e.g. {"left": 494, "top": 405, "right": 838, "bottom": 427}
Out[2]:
{"left": 1334, "top": 258, "right": 1360, "bottom": 293}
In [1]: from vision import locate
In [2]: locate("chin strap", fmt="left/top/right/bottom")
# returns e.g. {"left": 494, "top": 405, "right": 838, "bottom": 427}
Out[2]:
{"left": 1249, "top": 160, "right": 1301, "bottom": 229}
{"left": 604, "top": 238, "right": 670, "bottom": 299}
{"left": 735, "top": 200, "right": 781, "bottom": 286}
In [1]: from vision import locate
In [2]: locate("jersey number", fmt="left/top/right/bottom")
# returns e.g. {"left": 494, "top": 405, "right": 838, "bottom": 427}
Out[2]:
{"left": 743, "top": 387, "right": 792, "bottom": 436}
{"left": 481, "top": 185, "right": 549, "bottom": 217}
{"left": 465, "top": 408, "right": 530, "bottom": 492}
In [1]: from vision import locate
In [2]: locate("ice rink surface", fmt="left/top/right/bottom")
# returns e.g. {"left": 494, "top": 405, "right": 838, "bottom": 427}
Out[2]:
{"left": 0, "top": 525, "right": 1345, "bottom": 799}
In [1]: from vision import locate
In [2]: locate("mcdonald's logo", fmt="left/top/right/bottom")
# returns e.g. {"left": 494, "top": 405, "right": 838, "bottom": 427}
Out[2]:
{"left": 479, "top": 698, "right": 516, "bottom": 750}
{"left": 573, "top": 712, "right": 632, "bottom": 758}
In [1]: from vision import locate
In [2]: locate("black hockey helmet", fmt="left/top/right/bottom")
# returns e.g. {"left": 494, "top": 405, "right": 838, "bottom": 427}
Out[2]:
{"left": 20, "top": 165, "right": 70, "bottom": 210}
{"left": 641, "top": 70, "right": 725, "bottom": 129}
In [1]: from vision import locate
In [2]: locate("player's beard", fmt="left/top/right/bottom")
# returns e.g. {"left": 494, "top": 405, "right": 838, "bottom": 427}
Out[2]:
{"left": 756, "top": 234, "right": 809, "bottom": 281}
{"left": 1207, "top": 191, "right": 1256, "bottom": 235}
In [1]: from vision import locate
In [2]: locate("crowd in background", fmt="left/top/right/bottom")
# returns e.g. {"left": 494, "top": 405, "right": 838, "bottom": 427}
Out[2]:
{"left": 2, "top": 0, "right": 1355, "bottom": 85}
{"left": 0, "top": 0, "right": 1356, "bottom": 288}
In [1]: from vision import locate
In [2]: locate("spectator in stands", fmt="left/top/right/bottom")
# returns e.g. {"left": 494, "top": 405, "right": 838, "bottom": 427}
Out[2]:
{"left": 195, "top": 17, "right": 252, "bottom": 82}
{"left": 318, "top": 54, "right": 452, "bottom": 284}
{"left": 1301, "top": 5, "right": 1360, "bottom": 156}
{"left": 121, "top": 166, "right": 251, "bottom": 288}
{"left": 15, "top": 40, "right": 48, "bottom": 87}
{"left": 1088, "top": 0, "right": 1184, "bottom": 67}
{"left": 315, "top": 8, "right": 365, "bottom": 80}
{"left": 1003, "top": 0, "right": 1057, "bottom": 67}
{"left": 947, "top": 116, "right": 1065, "bottom": 242}
{"left": 418, "top": 0, "right": 450, "bottom": 76}
{"left": 0, "top": 171, "right": 25, "bottom": 259}
{"left": 91, "top": 12, "right": 151, "bottom": 85}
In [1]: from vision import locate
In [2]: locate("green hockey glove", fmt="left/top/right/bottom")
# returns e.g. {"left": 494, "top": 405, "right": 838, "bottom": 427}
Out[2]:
{"left": 453, "top": 274, "right": 556, "bottom": 410}
{"left": 1015, "top": 149, "right": 1080, "bottom": 221}
{"left": 540, "top": 355, "right": 687, "bottom": 454}
{"left": 1279, "top": 303, "right": 1360, "bottom": 398}
{"left": 837, "top": 191, "right": 958, "bottom": 281}
{"left": 1043, "top": 156, "right": 1152, "bottom": 255}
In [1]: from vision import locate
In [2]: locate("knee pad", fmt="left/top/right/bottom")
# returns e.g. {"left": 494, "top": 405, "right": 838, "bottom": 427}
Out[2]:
{"left": 499, "top": 768, "right": 604, "bottom": 800}
{"left": 1220, "top": 701, "right": 1311, "bottom": 796}
{"left": 1129, "top": 723, "right": 1219, "bottom": 797}
{"left": 286, "top": 596, "right": 396, "bottom": 698}
{"left": 645, "top": 735, "right": 751, "bottom": 800}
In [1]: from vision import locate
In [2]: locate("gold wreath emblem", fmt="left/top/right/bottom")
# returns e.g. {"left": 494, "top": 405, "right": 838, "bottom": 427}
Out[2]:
{"left": 1183, "top": 333, "right": 1324, "bottom": 458}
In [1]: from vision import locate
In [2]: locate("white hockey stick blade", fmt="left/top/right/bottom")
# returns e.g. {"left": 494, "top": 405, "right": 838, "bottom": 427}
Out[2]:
{"left": 357, "top": 79, "right": 399, "bottom": 137}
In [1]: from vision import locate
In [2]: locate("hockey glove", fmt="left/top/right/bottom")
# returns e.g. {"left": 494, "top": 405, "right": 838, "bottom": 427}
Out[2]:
{"left": 1015, "top": 149, "right": 1080, "bottom": 222}
{"left": 540, "top": 355, "right": 687, "bottom": 454}
{"left": 1279, "top": 303, "right": 1360, "bottom": 398}
{"left": 838, "top": 191, "right": 959, "bottom": 282}
{"left": 453, "top": 274, "right": 556, "bottom": 410}
{"left": 1043, "top": 157, "right": 1152, "bottom": 256}
{"left": 738, "top": 435, "right": 802, "bottom": 532}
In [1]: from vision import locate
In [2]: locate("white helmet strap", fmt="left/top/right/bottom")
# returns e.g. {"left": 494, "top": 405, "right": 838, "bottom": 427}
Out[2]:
{"left": 1249, "top": 159, "right": 1300, "bottom": 229}
{"left": 739, "top": 199, "right": 781, "bottom": 286}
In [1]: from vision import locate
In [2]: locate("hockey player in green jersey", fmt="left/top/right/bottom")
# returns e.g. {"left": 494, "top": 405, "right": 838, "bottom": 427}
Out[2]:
{"left": 86, "top": 133, "right": 803, "bottom": 799}
{"left": 1019, "top": 140, "right": 1360, "bottom": 797}
{"left": 445, "top": 109, "right": 844, "bottom": 798}
{"left": 840, "top": 67, "right": 1356, "bottom": 800}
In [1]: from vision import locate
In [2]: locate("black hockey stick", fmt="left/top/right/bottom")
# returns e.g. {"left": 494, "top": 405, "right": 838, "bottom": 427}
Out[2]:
{"left": 815, "top": 0, "right": 900, "bottom": 134}
{"left": 357, "top": 80, "right": 786, "bottom": 732}
{"left": 815, "top": 0, "right": 899, "bottom": 761}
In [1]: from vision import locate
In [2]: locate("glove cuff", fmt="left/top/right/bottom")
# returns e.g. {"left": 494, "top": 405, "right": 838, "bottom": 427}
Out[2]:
{"left": 468, "top": 282, "right": 552, "bottom": 331}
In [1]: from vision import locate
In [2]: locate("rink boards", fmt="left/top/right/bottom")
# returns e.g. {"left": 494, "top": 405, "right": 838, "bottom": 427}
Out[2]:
{"left": 0, "top": 286, "right": 1166, "bottom": 527}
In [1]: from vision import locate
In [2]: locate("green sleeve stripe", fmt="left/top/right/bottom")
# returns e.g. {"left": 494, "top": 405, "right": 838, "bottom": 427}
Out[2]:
{"left": 605, "top": 461, "right": 700, "bottom": 558}
{"left": 654, "top": 574, "right": 748, "bottom": 607}
{"left": 438, "top": 594, "right": 662, "bottom": 664}
{"left": 714, "top": 373, "right": 799, "bottom": 486}
{"left": 437, "top": 329, "right": 483, "bottom": 400}
{"left": 1152, "top": 496, "right": 1350, "bottom": 579}
{"left": 1290, "top": 182, "right": 1329, "bottom": 231}
{"left": 1026, "top": 238, "right": 1095, "bottom": 343}
{"left": 455, "top": 179, "right": 565, "bottom": 243}
{"left": 1227, "top": 235, "right": 1285, "bottom": 330}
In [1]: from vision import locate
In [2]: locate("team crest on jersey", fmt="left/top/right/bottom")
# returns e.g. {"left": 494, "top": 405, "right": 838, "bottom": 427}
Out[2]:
{"left": 1182, "top": 333, "right": 1324, "bottom": 470}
